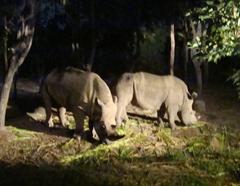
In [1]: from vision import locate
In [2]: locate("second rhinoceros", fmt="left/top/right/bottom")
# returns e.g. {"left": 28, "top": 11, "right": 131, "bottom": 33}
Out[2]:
{"left": 115, "top": 72, "right": 198, "bottom": 130}
{"left": 41, "top": 67, "right": 118, "bottom": 142}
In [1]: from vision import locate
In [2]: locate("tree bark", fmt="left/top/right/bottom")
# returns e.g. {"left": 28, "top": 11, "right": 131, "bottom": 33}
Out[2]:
{"left": 184, "top": 41, "right": 189, "bottom": 82}
{"left": 183, "top": 20, "right": 189, "bottom": 82}
{"left": 190, "top": 20, "right": 205, "bottom": 97}
{"left": 0, "top": 0, "right": 36, "bottom": 129}
{"left": 3, "top": 16, "right": 8, "bottom": 75}
{"left": 86, "top": 0, "right": 96, "bottom": 72}
{"left": 0, "top": 63, "right": 18, "bottom": 129}
{"left": 130, "top": 29, "right": 142, "bottom": 72}
{"left": 203, "top": 62, "right": 208, "bottom": 84}
{"left": 193, "top": 61, "right": 203, "bottom": 98}
{"left": 0, "top": 30, "right": 34, "bottom": 128}
{"left": 169, "top": 23, "right": 175, "bottom": 76}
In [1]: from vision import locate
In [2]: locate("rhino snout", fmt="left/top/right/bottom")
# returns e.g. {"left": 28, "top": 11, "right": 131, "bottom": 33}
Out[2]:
{"left": 182, "top": 111, "right": 198, "bottom": 125}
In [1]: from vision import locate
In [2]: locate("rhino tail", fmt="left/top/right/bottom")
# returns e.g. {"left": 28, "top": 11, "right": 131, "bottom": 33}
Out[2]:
{"left": 124, "top": 73, "right": 134, "bottom": 82}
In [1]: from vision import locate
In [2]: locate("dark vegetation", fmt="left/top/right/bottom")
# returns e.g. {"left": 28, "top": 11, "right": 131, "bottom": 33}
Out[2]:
{"left": 0, "top": 0, "right": 240, "bottom": 185}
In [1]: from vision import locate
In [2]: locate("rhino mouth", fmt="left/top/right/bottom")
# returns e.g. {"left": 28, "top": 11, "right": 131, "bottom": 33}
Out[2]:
{"left": 92, "top": 123, "right": 124, "bottom": 144}
{"left": 92, "top": 123, "right": 107, "bottom": 141}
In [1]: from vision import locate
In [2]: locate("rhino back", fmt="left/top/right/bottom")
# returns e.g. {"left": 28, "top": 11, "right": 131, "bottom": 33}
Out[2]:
{"left": 45, "top": 68, "right": 112, "bottom": 113}
{"left": 116, "top": 73, "right": 134, "bottom": 103}
{"left": 132, "top": 72, "right": 172, "bottom": 110}
{"left": 133, "top": 73, "right": 191, "bottom": 110}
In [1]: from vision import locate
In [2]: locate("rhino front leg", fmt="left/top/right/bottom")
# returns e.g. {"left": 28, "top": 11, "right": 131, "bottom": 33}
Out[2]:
{"left": 72, "top": 107, "right": 85, "bottom": 141}
{"left": 121, "top": 107, "right": 129, "bottom": 123}
{"left": 116, "top": 104, "right": 129, "bottom": 126}
{"left": 167, "top": 107, "right": 177, "bottom": 130}
{"left": 116, "top": 106, "right": 124, "bottom": 125}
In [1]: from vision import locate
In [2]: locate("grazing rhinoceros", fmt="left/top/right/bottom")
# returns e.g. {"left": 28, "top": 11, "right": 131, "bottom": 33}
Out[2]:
{"left": 115, "top": 72, "right": 198, "bottom": 130}
{"left": 41, "top": 67, "right": 118, "bottom": 142}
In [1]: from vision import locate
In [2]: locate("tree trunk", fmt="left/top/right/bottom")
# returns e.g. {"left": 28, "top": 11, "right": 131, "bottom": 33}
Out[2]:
{"left": 0, "top": 64, "right": 18, "bottom": 129}
{"left": 86, "top": 0, "right": 96, "bottom": 72}
{"left": 0, "top": 0, "right": 36, "bottom": 129}
{"left": 0, "top": 31, "right": 34, "bottom": 128}
{"left": 193, "top": 61, "right": 203, "bottom": 98}
{"left": 3, "top": 16, "right": 8, "bottom": 75}
{"left": 13, "top": 72, "right": 18, "bottom": 103}
{"left": 203, "top": 62, "right": 208, "bottom": 84}
{"left": 169, "top": 23, "right": 175, "bottom": 76}
{"left": 130, "top": 29, "right": 142, "bottom": 72}
{"left": 184, "top": 41, "right": 188, "bottom": 82}
{"left": 183, "top": 20, "right": 189, "bottom": 82}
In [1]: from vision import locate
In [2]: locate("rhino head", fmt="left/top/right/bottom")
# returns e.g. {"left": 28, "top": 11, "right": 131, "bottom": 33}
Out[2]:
{"left": 95, "top": 97, "right": 118, "bottom": 138}
{"left": 181, "top": 92, "right": 198, "bottom": 125}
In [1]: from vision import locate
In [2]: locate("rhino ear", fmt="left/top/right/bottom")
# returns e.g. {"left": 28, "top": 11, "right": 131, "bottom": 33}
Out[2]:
{"left": 191, "top": 92, "right": 198, "bottom": 99}
{"left": 113, "top": 96, "right": 118, "bottom": 104}
{"left": 97, "top": 98, "right": 105, "bottom": 107}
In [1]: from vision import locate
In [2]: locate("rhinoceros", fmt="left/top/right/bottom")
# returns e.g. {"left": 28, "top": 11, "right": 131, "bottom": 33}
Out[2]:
{"left": 115, "top": 72, "right": 198, "bottom": 130}
{"left": 41, "top": 67, "right": 118, "bottom": 142}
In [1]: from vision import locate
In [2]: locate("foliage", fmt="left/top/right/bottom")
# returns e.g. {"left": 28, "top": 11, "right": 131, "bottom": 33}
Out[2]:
{"left": 187, "top": 0, "right": 240, "bottom": 98}
{"left": 134, "top": 25, "right": 168, "bottom": 73}
{"left": 228, "top": 69, "right": 240, "bottom": 98}
{"left": 187, "top": 0, "right": 240, "bottom": 63}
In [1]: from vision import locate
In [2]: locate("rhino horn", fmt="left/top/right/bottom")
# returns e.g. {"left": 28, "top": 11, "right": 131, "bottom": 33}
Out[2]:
{"left": 97, "top": 98, "right": 105, "bottom": 107}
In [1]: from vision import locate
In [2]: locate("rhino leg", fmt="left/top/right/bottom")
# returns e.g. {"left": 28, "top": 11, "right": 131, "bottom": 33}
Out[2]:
{"left": 116, "top": 99, "right": 131, "bottom": 126}
{"left": 88, "top": 119, "right": 94, "bottom": 134}
{"left": 46, "top": 112, "right": 54, "bottom": 128}
{"left": 42, "top": 85, "right": 54, "bottom": 127}
{"left": 116, "top": 105, "right": 125, "bottom": 125}
{"left": 58, "top": 107, "right": 67, "bottom": 127}
{"left": 167, "top": 107, "right": 177, "bottom": 130}
{"left": 121, "top": 107, "right": 129, "bottom": 123}
{"left": 157, "top": 109, "right": 165, "bottom": 128}
{"left": 72, "top": 107, "right": 86, "bottom": 141}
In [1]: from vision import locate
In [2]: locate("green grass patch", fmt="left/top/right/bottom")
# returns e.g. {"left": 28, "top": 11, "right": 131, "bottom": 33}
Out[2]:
{"left": 7, "top": 126, "right": 37, "bottom": 141}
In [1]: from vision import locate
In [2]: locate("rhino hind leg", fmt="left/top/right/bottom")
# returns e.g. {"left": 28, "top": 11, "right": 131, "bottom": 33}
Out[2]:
{"left": 58, "top": 107, "right": 67, "bottom": 127}
{"left": 42, "top": 85, "right": 54, "bottom": 127}
{"left": 157, "top": 108, "right": 165, "bottom": 128}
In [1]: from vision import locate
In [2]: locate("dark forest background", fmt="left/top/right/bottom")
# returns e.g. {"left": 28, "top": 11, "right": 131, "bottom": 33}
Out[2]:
{"left": 2, "top": 0, "right": 238, "bottom": 82}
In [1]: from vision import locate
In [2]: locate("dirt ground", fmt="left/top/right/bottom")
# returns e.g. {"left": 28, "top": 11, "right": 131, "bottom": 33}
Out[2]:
{"left": 0, "top": 80, "right": 240, "bottom": 186}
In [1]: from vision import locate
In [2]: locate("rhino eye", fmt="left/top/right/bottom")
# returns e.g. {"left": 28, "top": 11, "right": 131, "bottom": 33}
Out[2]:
{"left": 100, "top": 122, "right": 106, "bottom": 129}
{"left": 111, "top": 124, "right": 116, "bottom": 129}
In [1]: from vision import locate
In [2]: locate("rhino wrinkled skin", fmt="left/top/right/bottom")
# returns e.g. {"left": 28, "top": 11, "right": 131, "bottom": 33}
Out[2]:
{"left": 116, "top": 72, "right": 198, "bottom": 130}
{"left": 41, "top": 67, "right": 117, "bottom": 141}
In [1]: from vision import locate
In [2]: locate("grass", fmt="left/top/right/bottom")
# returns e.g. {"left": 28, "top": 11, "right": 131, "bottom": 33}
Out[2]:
{"left": 0, "top": 118, "right": 240, "bottom": 186}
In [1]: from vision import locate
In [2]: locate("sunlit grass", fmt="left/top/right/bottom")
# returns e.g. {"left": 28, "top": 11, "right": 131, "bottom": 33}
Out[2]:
{"left": 1, "top": 118, "right": 240, "bottom": 185}
{"left": 7, "top": 126, "right": 37, "bottom": 141}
